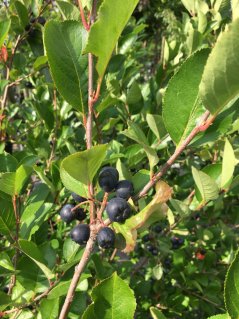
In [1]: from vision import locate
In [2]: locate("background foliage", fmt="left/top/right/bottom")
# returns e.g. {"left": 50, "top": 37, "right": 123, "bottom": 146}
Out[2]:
{"left": 0, "top": 0, "right": 239, "bottom": 318}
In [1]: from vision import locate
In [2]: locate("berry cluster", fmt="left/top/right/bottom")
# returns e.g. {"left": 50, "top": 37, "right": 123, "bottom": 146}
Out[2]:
{"left": 59, "top": 166, "right": 134, "bottom": 249}
{"left": 171, "top": 237, "right": 184, "bottom": 249}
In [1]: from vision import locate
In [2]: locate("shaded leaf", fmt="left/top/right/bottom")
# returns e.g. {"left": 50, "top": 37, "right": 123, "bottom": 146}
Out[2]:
{"left": 57, "top": 1, "right": 81, "bottom": 20}
{"left": 192, "top": 166, "right": 219, "bottom": 202}
{"left": 150, "top": 307, "right": 167, "bottom": 319}
{"left": 0, "top": 19, "right": 11, "bottom": 47}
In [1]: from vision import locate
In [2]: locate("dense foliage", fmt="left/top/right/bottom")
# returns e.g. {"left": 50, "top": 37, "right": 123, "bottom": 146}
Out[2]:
{"left": 0, "top": 1, "right": 239, "bottom": 319}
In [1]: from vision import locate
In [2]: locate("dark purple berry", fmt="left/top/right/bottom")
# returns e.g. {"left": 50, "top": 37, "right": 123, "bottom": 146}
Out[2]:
{"left": 106, "top": 197, "right": 131, "bottom": 223}
{"left": 70, "top": 224, "right": 90, "bottom": 245}
{"left": 60, "top": 204, "right": 75, "bottom": 223}
{"left": 99, "top": 167, "right": 119, "bottom": 192}
{"left": 115, "top": 180, "right": 134, "bottom": 200}
{"left": 97, "top": 227, "right": 115, "bottom": 249}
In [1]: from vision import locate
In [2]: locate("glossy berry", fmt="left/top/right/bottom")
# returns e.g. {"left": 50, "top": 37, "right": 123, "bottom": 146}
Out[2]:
{"left": 171, "top": 237, "right": 184, "bottom": 249}
{"left": 97, "top": 227, "right": 115, "bottom": 249}
{"left": 99, "top": 167, "right": 119, "bottom": 192}
{"left": 70, "top": 224, "right": 90, "bottom": 245}
{"left": 74, "top": 208, "right": 87, "bottom": 221}
{"left": 71, "top": 192, "right": 86, "bottom": 203}
{"left": 60, "top": 204, "right": 75, "bottom": 223}
{"left": 116, "top": 180, "right": 134, "bottom": 200}
{"left": 106, "top": 197, "right": 131, "bottom": 223}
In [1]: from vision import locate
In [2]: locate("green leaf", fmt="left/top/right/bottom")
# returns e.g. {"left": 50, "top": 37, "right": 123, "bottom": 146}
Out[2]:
{"left": 192, "top": 166, "right": 219, "bottom": 203}
{"left": 19, "top": 239, "right": 54, "bottom": 280}
{"left": 0, "top": 252, "right": 15, "bottom": 271}
{"left": 15, "top": 165, "right": 32, "bottom": 195}
{"left": 57, "top": 1, "right": 81, "bottom": 20}
{"left": 0, "top": 291, "right": 11, "bottom": 308}
{"left": 221, "top": 139, "right": 236, "bottom": 189}
{"left": 86, "top": 273, "right": 136, "bottom": 319}
{"left": 60, "top": 145, "right": 107, "bottom": 197}
{"left": 232, "top": 0, "right": 239, "bottom": 20}
{"left": 146, "top": 114, "right": 167, "bottom": 141}
{"left": 199, "top": 19, "right": 239, "bottom": 115}
{"left": 63, "top": 238, "right": 81, "bottom": 262}
{"left": 0, "top": 201, "right": 15, "bottom": 239}
{"left": 0, "top": 19, "right": 11, "bottom": 47}
{"left": 84, "top": 0, "right": 139, "bottom": 78}
{"left": 225, "top": 249, "right": 239, "bottom": 319}
{"left": 121, "top": 122, "right": 159, "bottom": 171}
{"left": 15, "top": 1, "right": 29, "bottom": 28}
{"left": 40, "top": 299, "right": 59, "bottom": 319}
{"left": 150, "top": 307, "right": 167, "bottom": 319}
{"left": 163, "top": 49, "right": 209, "bottom": 145}
{"left": 33, "top": 55, "right": 48, "bottom": 70}
{"left": 47, "top": 274, "right": 91, "bottom": 299}
{"left": 44, "top": 20, "right": 88, "bottom": 112}
{"left": 0, "top": 153, "right": 18, "bottom": 172}
{"left": 207, "top": 315, "right": 230, "bottom": 319}
{"left": 0, "top": 165, "right": 32, "bottom": 196}
{"left": 82, "top": 304, "right": 97, "bottom": 319}
{"left": 0, "top": 172, "right": 16, "bottom": 195}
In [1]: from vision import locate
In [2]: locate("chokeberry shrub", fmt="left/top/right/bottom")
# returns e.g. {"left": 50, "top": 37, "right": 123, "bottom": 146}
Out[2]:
{"left": 0, "top": 1, "right": 239, "bottom": 319}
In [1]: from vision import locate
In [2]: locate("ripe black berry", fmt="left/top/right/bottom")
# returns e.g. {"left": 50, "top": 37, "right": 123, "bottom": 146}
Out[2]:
{"left": 71, "top": 192, "right": 86, "bottom": 203}
{"left": 152, "top": 224, "right": 162, "bottom": 233}
{"left": 25, "top": 81, "right": 34, "bottom": 88}
{"left": 97, "top": 227, "right": 115, "bottom": 249}
{"left": 171, "top": 237, "right": 184, "bottom": 249}
{"left": 106, "top": 197, "right": 131, "bottom": 223}
{"left": 115, "top": 180, "right": 134, "bottom": 200}
{"left": 99, "top": 167, "right": 119, "bottom": 192}
{"left": 142, "top": 234, "right": 150, "bottom": 242}
{"left": 60, "top": 204, "right": 75, "bottom": 223}
{"left": 74, "top": 208, "right": 87, "bottom": 221}
{"left": 70, "top": 224, "right": 90, "bottom": 245}
{"left": 37, "top": 16, "right": 46, "bottom": 25}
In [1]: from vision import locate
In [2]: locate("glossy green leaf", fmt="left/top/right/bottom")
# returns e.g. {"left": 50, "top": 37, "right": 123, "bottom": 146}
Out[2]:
{"left": 82, "top": 304, "right": 97, "bottom": 319}
{"left": 84, "top": 0, "right": 139, "bottom": 78}
{"left": 57, "top": 1, "right": 81, "bottom": 20}
{"left": 0, "top": 19, "right": 11, "bottom": 47}
{"left": 86, "top": 273, "right": 136, "bottom": 319}
{"left": 44, "top": 20, "right": 88, "bottom": 112}
{"left": 163, "top": 49, "right": 209, "bottom": 145}
{"left": 225, "top": 249, "right": 239, "bottom": 319}
{"left": 19, "top": 239, "right": 54, "bottom": 280}
{"left": 150, "top": 307, "right": 167, "bottom": 319}
{"left": 15, "top": 1, "right": 29, "bottom": 28}
{"left": 192, "top": 166, "right": 219, "bottom": 202}
{"left": 60, "top": 145, "right": 107, "bottom": 197}
{"left": 221, "top": 139, "right": 236, "bottom": 189}
{"left": 40, "top": 298, "right": 59, "bottom": 319}
{"left": 121, "top": 122, "right": 158, "bottom": 171}
{"left": 199, "top": 19, "right": 239, "bottom": 115}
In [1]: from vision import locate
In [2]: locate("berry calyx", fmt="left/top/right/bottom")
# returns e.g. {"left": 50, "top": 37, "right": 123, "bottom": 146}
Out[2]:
{"left": 97, "top": 227, "right": 115, "bottom": 249}
{"left": 115, "top": 180, "right": 134, "bottom": 200}
{"left": 99, "top": 166, "right": 119, "bottom": 192}
{"left": 70, "top": 224, "right": 90, "bottom": 245}
{"left": 106, "top": 197, "right": 131, "bottom": 223}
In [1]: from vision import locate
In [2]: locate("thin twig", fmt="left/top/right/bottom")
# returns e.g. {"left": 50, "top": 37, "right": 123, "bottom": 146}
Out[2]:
{"left": 78, "top": 0, "right": 90, "bottom": 30}
{"left": 137, "top": 111, "right": 212, "bottom": 199}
